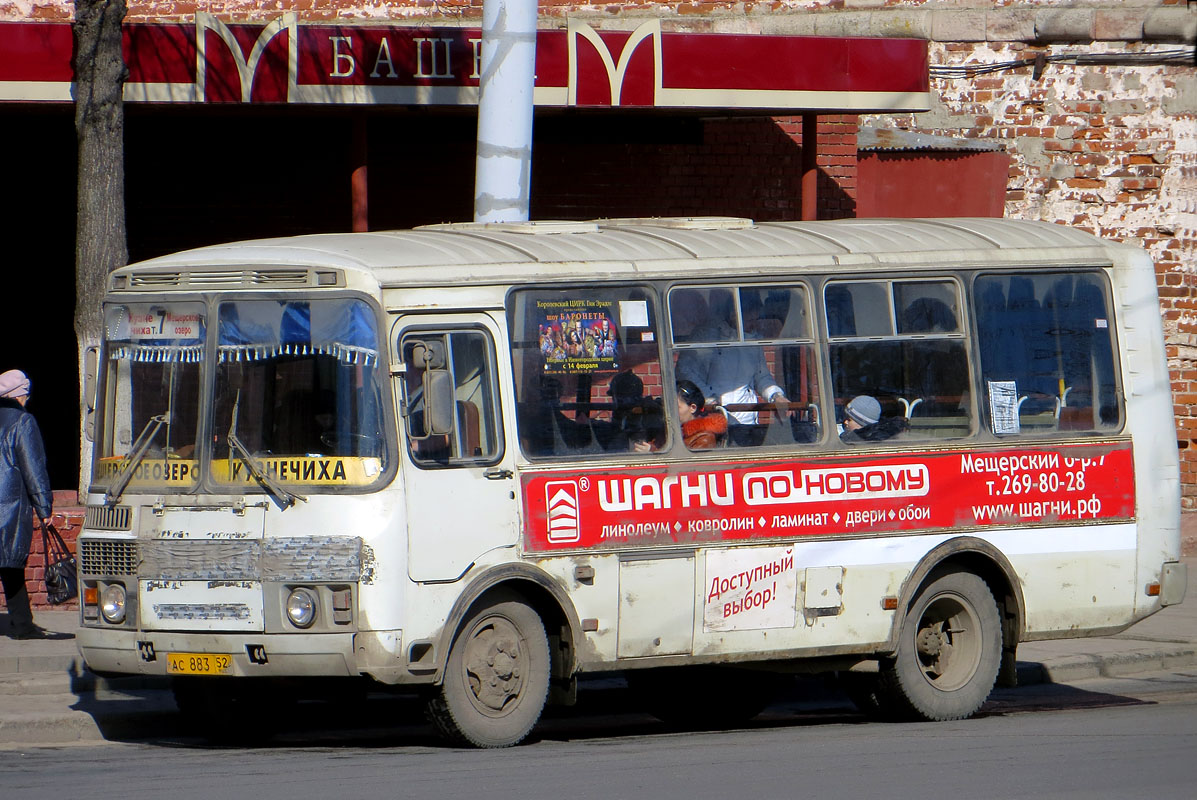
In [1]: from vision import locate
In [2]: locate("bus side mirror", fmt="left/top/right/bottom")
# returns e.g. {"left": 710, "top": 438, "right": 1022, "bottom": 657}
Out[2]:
{"left": 83, "top": 345, "right": 99, "bottom": 442}
{"left": 423, "top": 369, "right": 456, "bottom": 436}
{"left": 406, "top": 338, "right": 454, "bottom": 437}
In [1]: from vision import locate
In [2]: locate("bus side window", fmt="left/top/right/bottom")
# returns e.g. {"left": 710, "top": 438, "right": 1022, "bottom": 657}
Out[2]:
{"left": 826, "top": 279, "right": 972, "bottom": 443}
{"left": 975, "top": 272, "right": 1121, "bottom": 436}
{"left": 509, "top": 287, "right": 667, "bottom": 459}
{"left": 401, "top": 329, "right": 503, "bottom": 467}
{"left": 668, "top": 284, "right": 821, "bottom": 450}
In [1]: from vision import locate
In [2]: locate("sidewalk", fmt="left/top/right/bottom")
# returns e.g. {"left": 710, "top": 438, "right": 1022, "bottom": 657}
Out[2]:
{"left": 1, "top": 555, "right": 1195, "bottom": 746}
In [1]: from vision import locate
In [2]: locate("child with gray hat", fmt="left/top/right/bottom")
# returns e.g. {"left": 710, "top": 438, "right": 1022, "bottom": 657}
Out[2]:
{"left": 840, "top": 394, "right": 908, "bottom": 443}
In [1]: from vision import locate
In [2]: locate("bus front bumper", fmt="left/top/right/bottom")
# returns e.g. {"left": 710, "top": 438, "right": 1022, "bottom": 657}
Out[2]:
{"left": 77, "top": 626, "right": 363, "bottom": 679}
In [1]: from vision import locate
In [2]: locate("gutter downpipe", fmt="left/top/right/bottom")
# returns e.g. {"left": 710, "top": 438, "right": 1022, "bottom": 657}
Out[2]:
{"left": 473, "top": 0, "right": 538, "bottom": 223}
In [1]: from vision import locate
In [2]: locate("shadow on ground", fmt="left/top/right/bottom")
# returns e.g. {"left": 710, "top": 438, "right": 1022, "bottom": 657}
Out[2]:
{"left": 65, "top": 666, "right": 1153, "bottom": 751}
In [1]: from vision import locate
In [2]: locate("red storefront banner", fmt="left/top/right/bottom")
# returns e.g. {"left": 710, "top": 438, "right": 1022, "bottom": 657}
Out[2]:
{"left": 522, "top": 440, "right": 1135, "bottom": 553}
{"left": 0, "top": 18, "right": 929, "bottom": 111}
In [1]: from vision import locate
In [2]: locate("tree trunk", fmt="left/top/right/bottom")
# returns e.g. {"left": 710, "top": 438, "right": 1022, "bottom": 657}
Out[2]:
{"left": 73, "top": 0, "right": 128, "bottom": 495}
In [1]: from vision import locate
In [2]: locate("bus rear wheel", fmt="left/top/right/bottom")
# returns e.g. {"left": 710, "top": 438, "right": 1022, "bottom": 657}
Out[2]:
{"left": 426, "top": 595, "right": 550, "bottom": 748}
{"left": 877, "top": 571, "right": 1001, "bottom": 722}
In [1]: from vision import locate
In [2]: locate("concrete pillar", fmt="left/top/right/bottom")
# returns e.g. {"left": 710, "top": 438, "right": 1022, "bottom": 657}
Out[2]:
{"left": 473, "top": 0, "right": 538, "bottom": 223}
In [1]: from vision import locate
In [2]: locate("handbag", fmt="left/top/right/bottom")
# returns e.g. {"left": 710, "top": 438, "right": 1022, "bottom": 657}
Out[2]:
{"left": 41, "top": 521, "right": 79, "bottom": 605}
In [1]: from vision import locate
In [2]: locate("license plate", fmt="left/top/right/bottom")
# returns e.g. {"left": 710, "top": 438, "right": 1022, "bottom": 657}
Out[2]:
{"left": 166, "top": 652, "right": 234, "bottom": 676}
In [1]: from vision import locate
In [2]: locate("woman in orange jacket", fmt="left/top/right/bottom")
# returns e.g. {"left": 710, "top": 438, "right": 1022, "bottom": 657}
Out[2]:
{"left": 676, "top": 380, "right": 727, "bottom": 449}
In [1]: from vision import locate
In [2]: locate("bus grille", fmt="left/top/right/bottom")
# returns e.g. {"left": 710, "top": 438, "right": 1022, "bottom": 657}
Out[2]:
{"left": 84, "top": 505, "right": 132, "bottom": 531}
{"left": 80, "top": 540, "right": 140, "bottom": 576}
{"left": 140, "top": 541, "right": 257, "bottom": 580}
{"left": 79, "top": 537, "right": 363, "bottom": 581}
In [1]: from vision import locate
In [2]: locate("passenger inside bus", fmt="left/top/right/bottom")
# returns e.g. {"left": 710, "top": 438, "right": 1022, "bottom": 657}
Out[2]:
{"left": 532, "top": 377, "right": 602, "bottom": 455}
{"left": 626, "top": 398, "right": 666, "bottom": 453}
{"left": 677, "top": 380, "right": 728, "bottom": 449}
{"left": 839, "top": 394, "right": 908, "bottom": 443}
{"left": 589, "top": 371, "right": 667, "bottom": 453}
{"left": 592, "top": 371, "right": 645, "bottom": 449}
{"left": 673, "top": 289, "right": 792, "bottom": 447}
{"left": 826, "top": 280, "right": 972, "bottom": 440}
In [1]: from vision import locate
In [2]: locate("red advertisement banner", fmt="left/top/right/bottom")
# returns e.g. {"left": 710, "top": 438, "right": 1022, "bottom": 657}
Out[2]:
{"left": 522, "top": 441, "right": 1135, "bottom": 553}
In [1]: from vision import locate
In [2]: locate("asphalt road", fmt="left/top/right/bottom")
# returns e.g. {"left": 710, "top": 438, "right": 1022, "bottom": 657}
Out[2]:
{"left": 4, "top": 671, "right": 1197, "bottom": 800}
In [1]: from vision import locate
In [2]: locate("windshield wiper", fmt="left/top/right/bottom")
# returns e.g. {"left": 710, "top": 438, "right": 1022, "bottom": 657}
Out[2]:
{"left": 105, "top": 414, "right": 168, "bottom": 505}
{"left": 227, "top": 393, "right": 306, "bottom": 510}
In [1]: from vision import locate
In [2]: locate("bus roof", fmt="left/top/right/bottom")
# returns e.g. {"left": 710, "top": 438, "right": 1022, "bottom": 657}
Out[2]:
{"left": 119, "top": 217, "right": 1120, "bottom": 288}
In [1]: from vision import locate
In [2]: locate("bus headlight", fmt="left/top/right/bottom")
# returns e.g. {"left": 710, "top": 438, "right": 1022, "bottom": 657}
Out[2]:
{"left": 286, "top": 588, "right": 318, "bottom": 629}
{"left": 100, "top": 584, "right": 127, "bottom": 624}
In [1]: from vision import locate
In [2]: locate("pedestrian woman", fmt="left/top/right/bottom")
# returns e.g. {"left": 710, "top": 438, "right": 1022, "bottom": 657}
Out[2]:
{"left": 0, "top": 369, "right": 53, "bottom": 639}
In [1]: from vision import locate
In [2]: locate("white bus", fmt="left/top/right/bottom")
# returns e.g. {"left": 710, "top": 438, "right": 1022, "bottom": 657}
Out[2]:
{"left": 77, "top": 217, "right": 1185, "bottom": 747}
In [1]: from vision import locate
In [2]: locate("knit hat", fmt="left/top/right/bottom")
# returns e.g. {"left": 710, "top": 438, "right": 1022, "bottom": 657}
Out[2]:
{"left": 0, "top": 370, "right": 30, "bottom": 399}
{"left": 846, "top": 395, "right": 881, "bottom": 427}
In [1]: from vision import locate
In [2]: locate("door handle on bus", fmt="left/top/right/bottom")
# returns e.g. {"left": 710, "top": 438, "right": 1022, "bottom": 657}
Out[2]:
{"left": 484, "top": 467, "right": 514, "bottom": 480}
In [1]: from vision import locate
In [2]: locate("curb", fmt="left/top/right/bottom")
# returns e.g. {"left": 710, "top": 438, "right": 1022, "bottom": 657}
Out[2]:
{"left": 0, "top": 653, "right": 79, "bottom": 675}
{"left": 1017, "top": 646, "right": 1197, "bottom": 685}
{"left": 0, "top": 694, "right": 181, "bottom": 746}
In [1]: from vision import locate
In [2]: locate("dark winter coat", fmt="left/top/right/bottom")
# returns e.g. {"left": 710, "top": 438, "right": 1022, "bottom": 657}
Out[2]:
{"left": 0, "top": 398, "right": 52, "bottom": 569}
{"left": 840, "top": 415, "right": 910, "bottom": 444}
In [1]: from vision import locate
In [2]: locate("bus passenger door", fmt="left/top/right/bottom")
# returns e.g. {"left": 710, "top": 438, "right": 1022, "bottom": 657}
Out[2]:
{"left": 394, "top": 314, "right": 518, "bottom": 582}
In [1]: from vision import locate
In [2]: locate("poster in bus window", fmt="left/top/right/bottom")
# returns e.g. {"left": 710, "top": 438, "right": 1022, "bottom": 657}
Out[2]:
{"left": 988, "top": 380, "right": 1019, "bottom": 435}
{"left": 537, "top": 298, "right": 619, "bottom": 375}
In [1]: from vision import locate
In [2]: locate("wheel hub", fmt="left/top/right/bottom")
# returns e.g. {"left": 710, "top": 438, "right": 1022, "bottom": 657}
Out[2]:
{"left": 917, "top": 625, "right": 945, "bottom": 659}
{"left": 465, "top": 628, "right": 524, "bottom": 712}
{"left": 914, "top": 591, "right": 984, "bottom": 690}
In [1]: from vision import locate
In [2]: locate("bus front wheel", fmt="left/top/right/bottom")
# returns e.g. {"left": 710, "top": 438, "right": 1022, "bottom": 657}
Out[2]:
{"left": 426, "top": 594, "right": 550, "bottom": 748}
{"left": 877, "top": 570, "right": 1001, "bottom": 722}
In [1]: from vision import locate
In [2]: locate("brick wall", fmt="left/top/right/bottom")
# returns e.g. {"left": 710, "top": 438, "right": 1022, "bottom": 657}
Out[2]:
{"left": 532, "top": 115, "right": 858, "bottom": 223}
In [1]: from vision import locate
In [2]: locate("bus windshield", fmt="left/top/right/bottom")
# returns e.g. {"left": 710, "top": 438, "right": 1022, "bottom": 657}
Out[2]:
{"left": 95, "top": 302, "right": 206, "bottom": 497}
{"left": 92, "top": 297, "right": 391, "bottom": 498}
{"left": 211, "top": 298, "right": 389, "bottom": 491}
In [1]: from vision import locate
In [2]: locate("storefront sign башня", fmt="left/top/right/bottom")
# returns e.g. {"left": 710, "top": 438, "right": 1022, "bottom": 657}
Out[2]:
{"left": 0, "top": 16, "right": 929, "bottom": 111}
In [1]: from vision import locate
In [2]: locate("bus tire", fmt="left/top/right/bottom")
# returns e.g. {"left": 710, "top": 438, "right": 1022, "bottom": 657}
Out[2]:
{"left": 876, "top": 570, "right": 1001, "bottom": 722}
{"left": 426, "top": 595, "right": 550, "bottom": 748}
